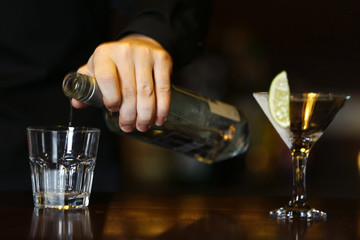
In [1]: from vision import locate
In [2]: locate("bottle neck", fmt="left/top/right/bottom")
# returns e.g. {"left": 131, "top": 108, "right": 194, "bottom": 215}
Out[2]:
{"left": 63, "top": 72, "right": 104, "bottom": 108}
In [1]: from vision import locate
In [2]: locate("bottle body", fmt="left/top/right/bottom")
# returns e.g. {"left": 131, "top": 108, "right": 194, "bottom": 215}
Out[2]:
{"left": 63, "top": 72, "right": 249, "bottom": 163}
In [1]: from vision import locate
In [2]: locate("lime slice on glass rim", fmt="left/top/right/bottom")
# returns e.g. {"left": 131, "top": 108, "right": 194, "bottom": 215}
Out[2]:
{"left": 268, "top": 71, "right": 290, "bottom": 128}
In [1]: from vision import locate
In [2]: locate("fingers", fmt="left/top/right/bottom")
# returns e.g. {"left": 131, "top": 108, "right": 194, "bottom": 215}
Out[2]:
{"left": 132, "top": 42, "right": 172, "bottom": 132}
{"left": 79, "top": 35, "right": 173, "bottom": 132}
{"left": 153, "top": 52, "right": 172, "bottom": 126}
{"left": 74, "top": 46, "right": 122, "bottom": 112}
{"left": 134, "top": 52, "right": 155, "bottom": 132}
{"left": 116, "top": 53, "right": 137, "bottom": 132}
{"left": 90, "top": 45, "right": 121, "bottom": 112}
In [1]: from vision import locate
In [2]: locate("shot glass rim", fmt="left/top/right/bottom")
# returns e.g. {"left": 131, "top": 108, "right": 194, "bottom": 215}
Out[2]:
{"left": 27, "top": 125, "right": 100, "bottom": 133}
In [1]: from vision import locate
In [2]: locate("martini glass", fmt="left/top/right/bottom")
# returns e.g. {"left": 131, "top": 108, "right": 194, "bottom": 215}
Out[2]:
{"left": 253, "top": 92, "right": 350, "bottom": 220}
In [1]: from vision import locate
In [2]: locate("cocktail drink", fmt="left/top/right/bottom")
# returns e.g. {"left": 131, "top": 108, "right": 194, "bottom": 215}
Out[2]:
{"left": 254, "top": 92, "right": 350, "bottom": 220}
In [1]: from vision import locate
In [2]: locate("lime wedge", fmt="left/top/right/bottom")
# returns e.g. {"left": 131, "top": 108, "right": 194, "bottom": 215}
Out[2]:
{"left": 268, "top": 71, "right": 290, "bottom": 128}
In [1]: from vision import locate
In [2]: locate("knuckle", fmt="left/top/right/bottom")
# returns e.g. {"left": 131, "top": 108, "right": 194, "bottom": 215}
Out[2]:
{"left": 98, "top": 73, "right": 114, "bottom": 85}
{"left": 122, "top": 87, "right": 136, "bottom": 98}
{"left": 139, "top": 45, "right": 151, "bottom": 55}
{"left": 94, "top": 43, "right": 109, "bottom": 55}
{"left": 155, "top": 50, "right": 172, "bottom": 63}
{"left": 118, "top": 42, "right": 132, "bottom": 57}
{"left": 157, "top": 85, "right": 171, "bottom": 95}
{"left": 139, "top": 84, "right": 154, "bottom": 98}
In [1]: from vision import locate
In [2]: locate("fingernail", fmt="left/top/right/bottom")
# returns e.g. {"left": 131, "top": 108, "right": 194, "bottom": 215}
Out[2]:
{"left": 107, "top": 105, "right": 120, "bottom": 112}
{"left": 120, "top": 125, "right": 134, "bottom": 133}
{"left": 137, "top": 124, "right": 150, "bottom": 132}
{"left": 108, "top": 107, "right": 119, "bottom": 113}
{"left": 155, "top": 117, "right": 166, "bottom": 126}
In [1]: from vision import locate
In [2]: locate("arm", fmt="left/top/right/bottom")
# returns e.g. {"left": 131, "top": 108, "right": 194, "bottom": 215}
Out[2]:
{"left": 118, "top": 0, "right": 212, "bottom": 69}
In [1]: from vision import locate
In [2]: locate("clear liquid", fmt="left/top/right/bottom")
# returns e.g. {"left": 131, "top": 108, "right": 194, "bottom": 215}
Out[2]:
{"left": 68, "top": 98, "right": 73, "bottom": 127}
{"left": 105, "top": 111, "right": 247, "bottom": 164}
{"left": 289, "top": 95, "right": 347, "bottom": 149}
{"left": 30, "top": 157, "right": 96, "bottom": 209}
{"left": 253, "top": 92, "right": 348, "bottom": 150}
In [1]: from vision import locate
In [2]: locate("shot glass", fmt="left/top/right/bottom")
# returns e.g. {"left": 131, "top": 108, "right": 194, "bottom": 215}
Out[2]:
{"left": 27, "top": 126, "right": 100, "bottom": 209}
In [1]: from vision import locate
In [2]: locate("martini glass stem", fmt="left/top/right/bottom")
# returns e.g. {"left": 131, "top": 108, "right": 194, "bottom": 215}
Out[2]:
{"left": 290, "top": 147, "right": 309, "bottom": 208}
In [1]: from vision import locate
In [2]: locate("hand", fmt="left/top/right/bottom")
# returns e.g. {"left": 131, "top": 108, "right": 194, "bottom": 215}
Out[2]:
{"left": 73, "top": 34, "right": 173, "bottom": 132}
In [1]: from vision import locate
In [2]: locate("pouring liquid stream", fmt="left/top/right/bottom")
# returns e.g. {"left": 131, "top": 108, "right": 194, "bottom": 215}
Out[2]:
{"left": 68, "top": 98, "right": 73, "bottom": 127}
{"left": 64, "top": 98, "right": 74, "bottom": 159}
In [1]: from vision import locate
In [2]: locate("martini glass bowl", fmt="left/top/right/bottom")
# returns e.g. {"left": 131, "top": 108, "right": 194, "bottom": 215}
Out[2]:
{"left": 253, "top": 92, "right": 350, "bottom": 220}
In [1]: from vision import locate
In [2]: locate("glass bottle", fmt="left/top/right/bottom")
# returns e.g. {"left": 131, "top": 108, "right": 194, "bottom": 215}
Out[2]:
{"left": 63, "top": 72, "right": 249, "bottom": 164}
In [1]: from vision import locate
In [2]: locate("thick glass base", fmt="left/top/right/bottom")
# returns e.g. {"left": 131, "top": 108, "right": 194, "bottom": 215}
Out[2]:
{"left": 33, "top": 192, "right": 90, "bottom": 209}
{"left": 270, "top": 205, "right": 327, "bottom": 221}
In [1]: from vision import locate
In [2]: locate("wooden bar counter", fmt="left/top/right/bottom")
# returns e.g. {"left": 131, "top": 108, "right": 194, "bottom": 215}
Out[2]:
{"left": 0, "top": 191, "right": 359, "bottom": 239}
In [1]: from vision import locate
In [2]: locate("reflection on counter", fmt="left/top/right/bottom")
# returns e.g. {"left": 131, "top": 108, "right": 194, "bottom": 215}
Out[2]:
{"left": 29, "top": 208, "right": 93, "bottom": 240}
{"left": 102, "top": 195, "right": 208, "bottom": 238}
{"left": 0, "top": 192, "right": 356, "bottom": 239}
{"left": 276, "top": 219, "right": 321, "bottom": 240}
{"left": 96, "top": 194, "right": 322, "bottom": 239}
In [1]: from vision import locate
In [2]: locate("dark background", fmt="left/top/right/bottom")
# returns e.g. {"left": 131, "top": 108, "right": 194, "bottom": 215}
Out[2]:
{"left": 115, "top": 0, "right": 360, "bottom": 198}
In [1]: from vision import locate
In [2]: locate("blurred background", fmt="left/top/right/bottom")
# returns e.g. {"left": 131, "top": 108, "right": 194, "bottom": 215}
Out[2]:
{"left": 114, "top": 0, "right": 360, "bottom": 198}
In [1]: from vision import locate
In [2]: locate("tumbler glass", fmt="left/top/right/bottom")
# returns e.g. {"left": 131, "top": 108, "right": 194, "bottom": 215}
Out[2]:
{"left": 27, "top": 126, "right": 100, "bottom": 209}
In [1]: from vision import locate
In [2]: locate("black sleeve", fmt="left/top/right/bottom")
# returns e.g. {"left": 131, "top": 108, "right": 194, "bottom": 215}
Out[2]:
{"left": 116, "top": 0, "right": 212, "bottom": 70}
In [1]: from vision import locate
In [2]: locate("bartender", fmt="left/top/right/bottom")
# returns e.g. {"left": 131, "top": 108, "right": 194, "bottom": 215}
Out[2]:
{"left": 0, "top": 0, "right": 211, "bottom": 191}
